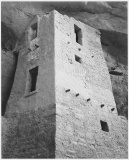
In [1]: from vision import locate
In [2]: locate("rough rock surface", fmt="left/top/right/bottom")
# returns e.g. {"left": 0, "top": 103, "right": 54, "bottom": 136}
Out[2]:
{"left": 1, "top": 50, "right": 17, "bottom": 115}
{"left": 1, "top": 2, "right": 128, "bottom": 117}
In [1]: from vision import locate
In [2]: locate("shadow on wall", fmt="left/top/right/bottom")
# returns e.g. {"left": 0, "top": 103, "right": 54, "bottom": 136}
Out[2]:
{"left": 1, "top": 51, "right": 19, "bottom": 116}
{"left": 1, "top": 22, "right": 19, "bottom": 116}
{"left": 100, "top": 29, "right": 127, "bottom": 65}
{"left": 1, "top": 22, "right": 17, "bottom": 51}
{"left": 100, "top": 29, "right": 127, "bottom": 58}
{"left": 100, "top": 29, "right": 127, "bottom": 47}
{"left": 100, "top": 29, "right": 128, "bottom": 119}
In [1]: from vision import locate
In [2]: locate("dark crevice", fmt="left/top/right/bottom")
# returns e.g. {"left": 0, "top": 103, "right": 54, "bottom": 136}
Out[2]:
{"left": 1, "top": 21, "right": 19, "bottom": 116}
{"left": 33, "top": 44, "right": 39, "bottom": 51}
{"left": 1, "top": 21, "right": 18, "bottom": 51}
{"left": 100, "top": 29, "right": 127, "bottom": 49}
{"left": 109, "top": 70, "right": 123, "bottom": 76}
{"left": 100, "top": 28, "right": 128, "bottom": 119}
{"left": 111, "top": 67, "right": 116, "bottom": 70}
{"left": 2, "top": 51, "right": 19, "bottom": 116}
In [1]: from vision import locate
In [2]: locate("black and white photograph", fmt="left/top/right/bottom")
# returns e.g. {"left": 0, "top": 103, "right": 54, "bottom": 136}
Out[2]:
{"left": 1, "top": 1, "right": 128, "bottom": 158}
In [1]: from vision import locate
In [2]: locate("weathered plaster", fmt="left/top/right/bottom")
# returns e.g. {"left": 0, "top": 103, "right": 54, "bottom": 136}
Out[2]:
{"left": 2, "top": 11, "right": 55, "bottom": 158}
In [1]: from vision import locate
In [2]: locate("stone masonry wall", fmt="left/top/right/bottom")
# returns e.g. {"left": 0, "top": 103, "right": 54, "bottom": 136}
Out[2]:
{"left": 2, "top": 11, "right": 56, "bottom": 158}
{"left": 2, "top": 10, "right": 128, "bottom": 158}
{"left": 55, "top": 11, "right": 128, "bottom": 158}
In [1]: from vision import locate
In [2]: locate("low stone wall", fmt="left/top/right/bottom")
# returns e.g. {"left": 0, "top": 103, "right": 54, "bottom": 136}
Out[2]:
{"left": 2, "top": 105, "right": 56, "bottom": 158}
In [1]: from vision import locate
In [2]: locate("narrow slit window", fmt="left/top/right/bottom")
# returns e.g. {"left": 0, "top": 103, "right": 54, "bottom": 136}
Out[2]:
{"left": 75, "top": 55, "right": 82, "bottom": 63}
{"left": 28, "top": 66, "right": 38, "bottom": 93}
{"left": 29, "top": 23, "right": 38, "bottom": 41}
{"left": 100, "top": 120, "right": 109, "bottom": 132}
{"left": 74, "top": 24, "right": 82, "bottom": 45}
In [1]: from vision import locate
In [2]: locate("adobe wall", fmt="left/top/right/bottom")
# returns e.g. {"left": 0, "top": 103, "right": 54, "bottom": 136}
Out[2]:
{"left": 55, "top": 11, "right": 128, "bottom": 158}
{"left": 2, "top": 11, "right": 56, "bottom": 158}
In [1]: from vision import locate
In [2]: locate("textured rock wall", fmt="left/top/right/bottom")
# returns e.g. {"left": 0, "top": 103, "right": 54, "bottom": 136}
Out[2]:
{"left": 55, "top": 11, "right": 128, "bottom": 158}
{"left": 100, "top": 30, "right": 128, "bottom": 118}
{"left": 1, "top": 2, "right": 127, "bottom": 35}
{"left": 1, "top": 50, "right": 17, "bottom": 115}
{"left": 2, "top": 108, "right": 55, "bottom": 158}
{"left": 2, "top": 11, "right": 55, "bottom": 158}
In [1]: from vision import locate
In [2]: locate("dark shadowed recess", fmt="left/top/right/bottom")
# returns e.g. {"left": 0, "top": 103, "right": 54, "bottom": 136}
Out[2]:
{"left": 100, "top": 29, "right": 127, "bottom": 62}
{"left": 1, "top": 51, "right": 19, "bottom": 116}
{"left": 100, "top": 29, "right": 128, "bottom": 119}
{"left": 1, "top": 21, "right": 18, "bottom": 51}
{"left": 1, "top": 21, "right": 19, "bottom": 116}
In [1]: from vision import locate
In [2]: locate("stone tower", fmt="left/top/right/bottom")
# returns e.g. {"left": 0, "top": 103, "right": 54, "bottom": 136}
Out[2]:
{"left": 2, "top": 10, "right": 128, "bottom": 158}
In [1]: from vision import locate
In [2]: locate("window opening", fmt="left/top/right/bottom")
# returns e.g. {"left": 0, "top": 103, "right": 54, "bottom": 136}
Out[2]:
{"left": 75, "top": 55, "right": 82, "bottom": 63}
{"left": 28, "top": 66, "right": 38, "bottom": 92}
{"left": 74, "top": 24, "right": 82, "bottom": 45}
{"left": 29, "top": 23, "right": 38, "bottom": 41}
{"left": 100, "top": 120, "right": 109, "bottom": 132}
{"left": 109, "top": 70, "right": 123, "bottom": 76}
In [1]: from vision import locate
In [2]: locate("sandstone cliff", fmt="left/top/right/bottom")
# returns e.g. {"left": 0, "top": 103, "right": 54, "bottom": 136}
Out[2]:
{"left": 1, "top": 2, "right": 128, "bottom": 118}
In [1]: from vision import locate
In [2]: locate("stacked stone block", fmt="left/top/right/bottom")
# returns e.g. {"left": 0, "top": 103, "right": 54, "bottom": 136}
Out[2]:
{"left": 55, "top": 10, "right": 128, "bottom": 158}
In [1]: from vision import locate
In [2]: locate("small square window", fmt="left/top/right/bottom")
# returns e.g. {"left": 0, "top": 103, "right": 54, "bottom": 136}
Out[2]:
{"left": 100, "top": 120, "right": 109, "bottom": 132}
{"left": 75, "top": 55, "right": 82, "bottom": 63}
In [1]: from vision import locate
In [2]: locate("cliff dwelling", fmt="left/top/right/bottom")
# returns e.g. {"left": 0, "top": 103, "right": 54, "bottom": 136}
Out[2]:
{"left": 1, "top": 2, "right": 128, "bottom": 159}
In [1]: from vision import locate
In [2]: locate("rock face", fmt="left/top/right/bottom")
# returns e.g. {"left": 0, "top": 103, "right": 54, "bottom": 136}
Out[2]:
{"left": 101, "top": 30, "right": 128, "bottom": 118}
{"left": 1, "top": 50, "right": 18, "bottom": 116}
{"left": 1, "top": 2, "right": 128, "bottom": 119}
{"left": 1, "top": 2, "right": 127, "bottom": 36}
